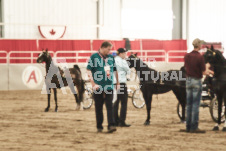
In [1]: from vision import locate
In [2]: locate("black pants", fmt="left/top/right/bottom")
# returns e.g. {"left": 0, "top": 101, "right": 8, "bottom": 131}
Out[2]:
{"left": 93, "top": 90, "right": 114, "bottom": 129}
{"left": 114, "top": 83, "right": 128, "bottom": 124}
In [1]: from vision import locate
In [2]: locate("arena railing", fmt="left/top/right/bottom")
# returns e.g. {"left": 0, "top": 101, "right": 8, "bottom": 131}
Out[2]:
{"left": 167, "top": 50, "right": 187, "bottom": 62}
{"left": 128, "top": 50, "right": 167, "bottom": 62}
{"left": 8, "top": 51, "right": 54, "bottom": 64}
{"left": 3, "top": 50, "right": 188, "bottom": 64}
{"left": 55, "top": 50, "right": 167, "bottom": 63}
{"left": 0, "top": 51, "right": 7, "bottom": 63}
{"left": 55, "top": 50, "right": 93, "bottom": 63}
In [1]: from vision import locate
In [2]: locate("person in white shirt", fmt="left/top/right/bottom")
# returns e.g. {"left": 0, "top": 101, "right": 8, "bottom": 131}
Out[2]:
{"left": 114, "top": 48, "right": 131, "bottom": 127}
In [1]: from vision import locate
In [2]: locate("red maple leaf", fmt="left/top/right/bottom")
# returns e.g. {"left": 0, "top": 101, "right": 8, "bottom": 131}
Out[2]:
{"left": 50, "top": 29, "right": 56, "bottom": 35}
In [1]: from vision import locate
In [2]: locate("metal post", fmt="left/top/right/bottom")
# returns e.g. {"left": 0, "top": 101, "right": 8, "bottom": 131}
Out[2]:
{"left": 120, "top": 0, "right": 123, "bottom": 39}
{"left": 186, "top": 0, "right": 189, "bottom": 50}
{"left": 96, "top": 0, "right": 99, "bottom": 39}
{"left": 140, "top": 39, "right": 143, "bottom": 59}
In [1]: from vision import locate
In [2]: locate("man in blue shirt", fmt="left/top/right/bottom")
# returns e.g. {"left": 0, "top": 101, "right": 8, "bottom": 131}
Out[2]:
{"left": 87, "top": 41, "right": 120, "bottom": 133}
{"left": 114, "top": 48, "right": 131, "bottom": 127}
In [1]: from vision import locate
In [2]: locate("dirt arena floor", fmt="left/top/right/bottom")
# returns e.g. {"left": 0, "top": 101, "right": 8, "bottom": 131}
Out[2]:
{"left": 1, "top": 89, "right": 226, "bottom": 151}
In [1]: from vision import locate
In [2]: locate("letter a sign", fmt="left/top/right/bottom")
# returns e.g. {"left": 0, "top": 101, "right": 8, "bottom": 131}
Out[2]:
{"left": 22, "top": 66, "right": 43, "bottom": 89}
{"left": 26, "top": 70, "right": 38, "bottom": 83}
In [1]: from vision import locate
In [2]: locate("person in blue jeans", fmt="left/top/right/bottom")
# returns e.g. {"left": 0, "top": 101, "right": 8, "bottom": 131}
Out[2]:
{"left": 186, "top": 77, "right": 202, "bottom": 132}
{"left": 182, "top": 38, "right": 214, "bottom": 133}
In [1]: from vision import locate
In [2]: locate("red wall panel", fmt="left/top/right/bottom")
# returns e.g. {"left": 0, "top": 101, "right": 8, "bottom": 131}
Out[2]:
{"left": 130, "top": 40, "right": 140, "bottom": 50}
{"left": 0, "top": 40, "right": 37, "bottom": 52}
{"left": 163, "top": 40, "right": 187, "bottom": 51}
{"left": 38, "top": 40, "right": 91, "bottom": 51}
{"left": 72, "top": 40, "right": 91, "bottom": 50}
{"left": 142, "top": 39, "right": 163, "bottom": 50}
{"left": 92, "top": 40, "right": 125, "bottom": 50}
{"left": 141, "top": 39, "right": 187, "bottom": 51}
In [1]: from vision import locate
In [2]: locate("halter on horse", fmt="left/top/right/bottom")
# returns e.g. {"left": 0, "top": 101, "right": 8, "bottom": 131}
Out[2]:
{"left": 203, "top": 46, "right": 226, "bottom": 131}
{"left": 126, "top": 54, "right": 186, "bottom": 125}
{"left": 37, "top": 49, "right": 85, "bottom": 112}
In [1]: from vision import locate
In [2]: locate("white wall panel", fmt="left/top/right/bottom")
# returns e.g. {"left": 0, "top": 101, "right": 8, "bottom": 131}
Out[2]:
{"left": 0, "top": 65, "right": 8, "bottom": 90}
{"left": 121, "top": 0, "right": 173, "bottom": 39}
{"left": 3, "top": 0, "right": 97, "bottom": 39}
{"left": 188, "top": 0, "right": 226, "bottom": 51}
{"left": 98, "top": 0, "right": 121, "bottom": 39}
{"left": 8, "top": 64, "right": 45, "bottom": 90}
{"left": 2, "top": 62, "right": 183, "bottom": 91}
{"left": 3, "top": 0, "right": 226, "bottom": 43}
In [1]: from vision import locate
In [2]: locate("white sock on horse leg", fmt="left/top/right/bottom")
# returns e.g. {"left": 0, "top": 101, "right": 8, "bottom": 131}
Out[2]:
{"left": 215, "top": 123, "right": 219, "bottom": 127}
{"left": 80, "top": 102, "right": 84, "bottom": 110}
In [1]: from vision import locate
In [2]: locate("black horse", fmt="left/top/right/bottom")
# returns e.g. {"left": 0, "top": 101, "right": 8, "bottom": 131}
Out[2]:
{"left": 203, "top": 46, "right": 226, "bottom": 131}
{"left": 127, "top": 54, "right": 186, "bottom": 125}
{"left": 37, "top": 49, "right": 85, "bottom": 112}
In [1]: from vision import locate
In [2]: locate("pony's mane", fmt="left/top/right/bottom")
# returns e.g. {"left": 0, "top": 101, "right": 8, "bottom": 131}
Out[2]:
{"left": 45, "top": 52, "right": 53, "bottom": 63}
{"left": 213, "top": 49, "right": 226, "bottom": 64}
{"left": 135, "top": 57, "right": 156, "bottom": 72}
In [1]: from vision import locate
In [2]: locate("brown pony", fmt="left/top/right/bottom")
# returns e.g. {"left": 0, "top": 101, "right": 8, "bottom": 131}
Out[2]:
{"left": 37, "top": 49, "right": 85, "bottom": 112}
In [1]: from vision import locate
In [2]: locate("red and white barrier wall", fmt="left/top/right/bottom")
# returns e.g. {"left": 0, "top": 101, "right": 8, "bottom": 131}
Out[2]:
{"left": 1, "top": 39, "right": 222, "bottom": 91}
{"left": 0, "top": 39, "right": 188, "bottom": 63}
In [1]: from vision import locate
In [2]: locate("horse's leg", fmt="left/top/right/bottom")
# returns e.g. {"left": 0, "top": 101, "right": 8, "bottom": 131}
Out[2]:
{"left": 218, "top": 92, "right": 223, "bottom": 126}
{"left": 222, "top": 92, "right": 226, "bottom": 131}
{"left": 76, "top": 79, "right": 85, "bottom": 103}
{"left": 76, "top": 85, "right": 82, "bottom": 104}
{"left": 144, "top": 94, "right": 152, "bottom": 126}
{"left": 173, "top": 88, "right": 186, "bottom": 123}
{"left": 45, "top": 88, "right": 51, "bottom": 112}
{"left": 76, "top": 84, "right": 85, "bottom": 109}
{"left": 53, "top": 88, "right": 58, "bottom": 112}
{"left": 181, "top": 90, "right": 186, "bottom": 123}
{"left": 213, "top": 91, "right": 223, "bottom": 131}
{"left": 74, "top": 93, "right": 80, "bottom": 110}
{"left": 68, "top": 83, "right": 80, "bottom": 110}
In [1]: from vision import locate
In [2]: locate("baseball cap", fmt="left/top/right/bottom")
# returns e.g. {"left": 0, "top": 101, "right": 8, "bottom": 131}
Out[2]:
{"left": 112, "top": 52, "right": 117, "bottom": 57}
{"left": 117, "top": 48, "right": 128, "bottom": 54}
{"left": 192, "top": 38, "right": 205, "bottom": 47}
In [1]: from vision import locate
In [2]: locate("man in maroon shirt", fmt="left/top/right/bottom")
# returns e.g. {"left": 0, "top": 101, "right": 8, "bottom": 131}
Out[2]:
{"left": 182, "top": 38, "right": 214, "bottom": 133}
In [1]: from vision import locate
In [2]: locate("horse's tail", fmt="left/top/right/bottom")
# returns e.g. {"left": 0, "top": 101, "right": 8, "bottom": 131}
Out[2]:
{"left": 74, "top": 64, "right": 81, "bottom": 73}
{"left": 79, "top": 79, "right": 85, "bottom": 102}
{"left": 73, "top": 64, "right": 85, "bottom": 102}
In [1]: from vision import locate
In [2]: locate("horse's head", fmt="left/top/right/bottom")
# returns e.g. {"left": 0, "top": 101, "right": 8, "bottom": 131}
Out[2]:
{"left": 203, "top": 46, "right": 225, "bottom": 65}
{"left": 37, "top": 49, "right": 50, "bottom": 63}
{"left": 127, "top": 53, "right": 138, "bottom": 68}
{"left": 203, "top": 46, "right": 216, "bottom": 64}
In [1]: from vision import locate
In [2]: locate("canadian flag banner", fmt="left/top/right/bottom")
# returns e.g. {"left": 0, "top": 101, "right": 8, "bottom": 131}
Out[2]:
{"left": 38, "top": 25, "right": 66, "bottom": 39}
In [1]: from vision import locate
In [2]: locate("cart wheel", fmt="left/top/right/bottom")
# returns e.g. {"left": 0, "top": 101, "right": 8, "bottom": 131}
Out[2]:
{"left": 132, "top": 89, "right": 145, "bottom": 109}
{"left": 83, "top": 88, "right": 93, "bottom": 110}
{"left": 209, "top": 97, "right": 225, "bottom": 123}
{"left": 177, "top": 103, "right": 186, "bottom": 121}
